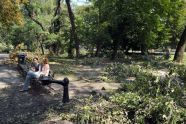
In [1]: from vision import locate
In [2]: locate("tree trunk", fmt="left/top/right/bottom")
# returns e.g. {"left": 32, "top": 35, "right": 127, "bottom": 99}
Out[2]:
{"left": 141, "top": 43, "right": 148, "bottom": 55}
{"left": 111, "top": 40, "right": 119, "bottom": 60}
{"left": 125, "top": 46, "right": 131, "bottom": 55}
{"left": 50, "top": 0, "right": 62, "bottom": 55}
{"left": 68, "top": 39, "right": 73, "bottom": 58}
{"left": 53, "top": 0, "right": 61, "bottom": 33}
{"left": 37, "top": 34, "right": 45, "bottom": 55}
{"left": 40, "top": 41, "right": 45, "bottom": 55}
{"left": 174, "top": 27, "right": 186, "bottom": 63}
{"left": 95, "top": 41, "right": 101, "bottom": 57}
{"left": 66, "top": 0, "right": 80, "bottom": 58}
{"left": 90, "top": 45, "right": 94, "bottom": 57}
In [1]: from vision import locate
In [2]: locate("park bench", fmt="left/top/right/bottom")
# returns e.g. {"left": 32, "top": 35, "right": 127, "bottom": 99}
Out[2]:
{"left": 17, "top": 54, "right": 69, "bottom": 103}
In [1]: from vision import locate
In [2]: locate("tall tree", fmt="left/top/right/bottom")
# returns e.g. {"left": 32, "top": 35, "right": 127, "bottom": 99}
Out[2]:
{"left": 53, "top": 0, "right": 62, "bottom": 32}
{"left": 66, "top": 0, "right": 80, "bottom": 57}
{"left": 0, "top": 0, "right": 27, "bottom": 26}
{"left": 49, "top": 0, "right": 62, "bottom": 55}
{"left": 173, "top": 27, "right": 186, "bottom": 63}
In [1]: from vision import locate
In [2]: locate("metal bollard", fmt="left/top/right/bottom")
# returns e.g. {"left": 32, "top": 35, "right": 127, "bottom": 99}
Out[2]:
{"left": 43, "top": 77, "right": 70, "bottom": 103}
{"left": 39, "top": 77, "right": 70, "bottom": 103}
{"left": 62, "top": 77, "right": 69, "bottom": 103}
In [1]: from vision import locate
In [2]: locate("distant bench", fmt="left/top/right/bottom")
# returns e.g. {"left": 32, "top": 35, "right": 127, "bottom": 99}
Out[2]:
{"left": 17, "top": 62, "right": 69, "bottom": 103}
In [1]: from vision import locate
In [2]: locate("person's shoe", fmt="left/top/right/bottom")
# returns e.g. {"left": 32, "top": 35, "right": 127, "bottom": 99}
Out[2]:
{"left": 19, "top": 89, "right": 28, "bottom": 92}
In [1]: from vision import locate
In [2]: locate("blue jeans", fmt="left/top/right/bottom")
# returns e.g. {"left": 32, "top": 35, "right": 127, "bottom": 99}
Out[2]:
{"left": 22, "top": 71, "right": 40, "bottom": 90}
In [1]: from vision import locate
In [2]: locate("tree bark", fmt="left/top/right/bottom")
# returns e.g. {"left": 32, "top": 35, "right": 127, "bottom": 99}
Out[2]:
{"left": 111, "top": 40, "right": 119, "bottom": 60}
{"left": 53, "top": 0, "right": 61, "bottom": 33}
{"left": 65, "top": 0, "right": 80, "bottom": 58}
{"left": 141, "top": 43, "right": 148, "bottom": 55}
{"left": 174, "top": 27, "right": 186, "bottom": 63}
{"left": 68, "top": 39, "right": 73, "bottom": 58}
{"left": 95, "top": 41, "right": 101, "bottom": 57}
{"left": 50, "top": 0, "right": 62, "bottom": 55}
{"left": 36, "top": 34, "right": 45, "bottom": 55}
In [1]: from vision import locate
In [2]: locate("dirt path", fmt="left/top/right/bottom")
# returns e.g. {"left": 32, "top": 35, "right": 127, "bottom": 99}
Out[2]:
{"left": 54, "top": 65, "right": 121, "bottom": 97}
{"left": 0, "top": 88, "right": 64, "bottom": 123}
{"left": 0, "top": 58, "right": 120, "bottom": 123}
{"left": 0, "top": 63, "right": 68, "bottom": 123}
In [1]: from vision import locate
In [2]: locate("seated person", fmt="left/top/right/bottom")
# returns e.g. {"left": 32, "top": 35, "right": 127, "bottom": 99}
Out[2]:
{"left": 20, "top": 58, "right": 50, "bottom": 92}
{"left": 30, "top": 57, "right": 40, "bottom": 72}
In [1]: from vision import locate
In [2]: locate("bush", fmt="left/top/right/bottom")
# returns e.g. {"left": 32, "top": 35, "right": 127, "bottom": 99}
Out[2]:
{"left": 120, "top": 74, "right": 185, "bottom": 104}
{"left": 136, "top": 96, "right": 186, "bottom": 123}
{"left": 59, "top": 93, "right": 186, "bottom": 123}
{"left": 103, "top": 63, "right": 145, "bottom": 83}
{"left": 50, "top": 64, "right": 74, "bottom": 75}
{"left": 175, "top": 65, "right": 186, "bottom": 82}
{"left": 104, "top": 62, "right": 184, "bottom": 101}
{"left": 60, "top": 96, "right": 130, "bottom": 123}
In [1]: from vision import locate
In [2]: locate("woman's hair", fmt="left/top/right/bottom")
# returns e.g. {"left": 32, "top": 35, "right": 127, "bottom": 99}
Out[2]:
{"left": 43, "top": 58, "right": 49, "bottom": 64}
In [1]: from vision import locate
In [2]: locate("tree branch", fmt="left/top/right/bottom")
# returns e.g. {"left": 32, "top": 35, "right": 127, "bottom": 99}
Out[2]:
{"left": 24, "top": 4, "right": 45, "bottom": 31}
{"left": 54, "top": 0, "right": 62, "bottom": 16}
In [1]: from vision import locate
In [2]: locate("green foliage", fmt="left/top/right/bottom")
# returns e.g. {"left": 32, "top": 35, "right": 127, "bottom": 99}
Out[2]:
{"left": 1, "top": 0, "right": 185, "bottom": 57}
{"left": 0, "top": 0, "right": 25, "bottom": 26}
{"left": 75, "top": 0, "right": 186, "bottom": 57}
{"left": 104, "top": 63, "right": 144, "bottom": 82}
{"left": 104, "top": 61, "right": 185, "bottom": 100}
{"left": 174, "top": 65, "right": 186, "bottom": 82}
{"left": 0, "top": 42, "right": 13, "bottom": 53}
{"left": 75, "top": 5, "right": 111, "bottom": 54}
{"left": 110, "top": 92, "right": 141, "bottom": 110}
{"left": 50, "top": 63, "right": 74, "bottom": 75}
{"left": 60, "top": 96, "right": 130, "bottom": 123}
{"left": 59, "top": 93, "right": 186, "bottom": 123}
{"left": 76, "top": 57, "right": 102, "bottom": 66}
{"left": 135, "top": 96, "right": 186, "bottom": 123}
{"left": 9, "top": 22, "right": 42, "bottom": 51}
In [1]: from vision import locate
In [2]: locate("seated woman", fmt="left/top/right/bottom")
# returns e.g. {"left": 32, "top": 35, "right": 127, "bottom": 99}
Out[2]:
{"left": 20, "top": 58, "right": 50, "bottom": 92}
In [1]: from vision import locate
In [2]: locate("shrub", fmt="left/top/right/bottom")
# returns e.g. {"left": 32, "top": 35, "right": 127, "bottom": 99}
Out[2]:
{"left": 50, "top": 64, "right": 74, "bottom": 75}
{"left": 59, "top": 93, "right": 186, "bottom": 123}
{"left": 103, "top": 63, "right": 143, "bottom": 83}
{"left": 77, "top": 57, "right": 102, "bottom": 66}
{"left": 175, "top": 65, "right": 186, "bottom": 82}
{"left": 136, "top": 96, "right": 186, "bottom": 123}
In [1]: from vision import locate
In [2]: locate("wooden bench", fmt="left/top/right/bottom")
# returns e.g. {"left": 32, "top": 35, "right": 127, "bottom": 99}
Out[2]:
{"left": 17, "top": 62, "right": 69, "bottom": 103}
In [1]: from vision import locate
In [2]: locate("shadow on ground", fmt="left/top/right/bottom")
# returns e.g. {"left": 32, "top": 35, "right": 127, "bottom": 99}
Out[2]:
{"left": 0, "top": 61, "right": 121, "bottom": 123}
{"left": 0, "top": 64, "right": 73, "bottom": 123}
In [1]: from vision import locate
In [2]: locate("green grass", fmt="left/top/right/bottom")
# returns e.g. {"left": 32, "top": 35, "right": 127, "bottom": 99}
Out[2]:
{"left": 170, "top": 52, "right": 186, "bottom": 65}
